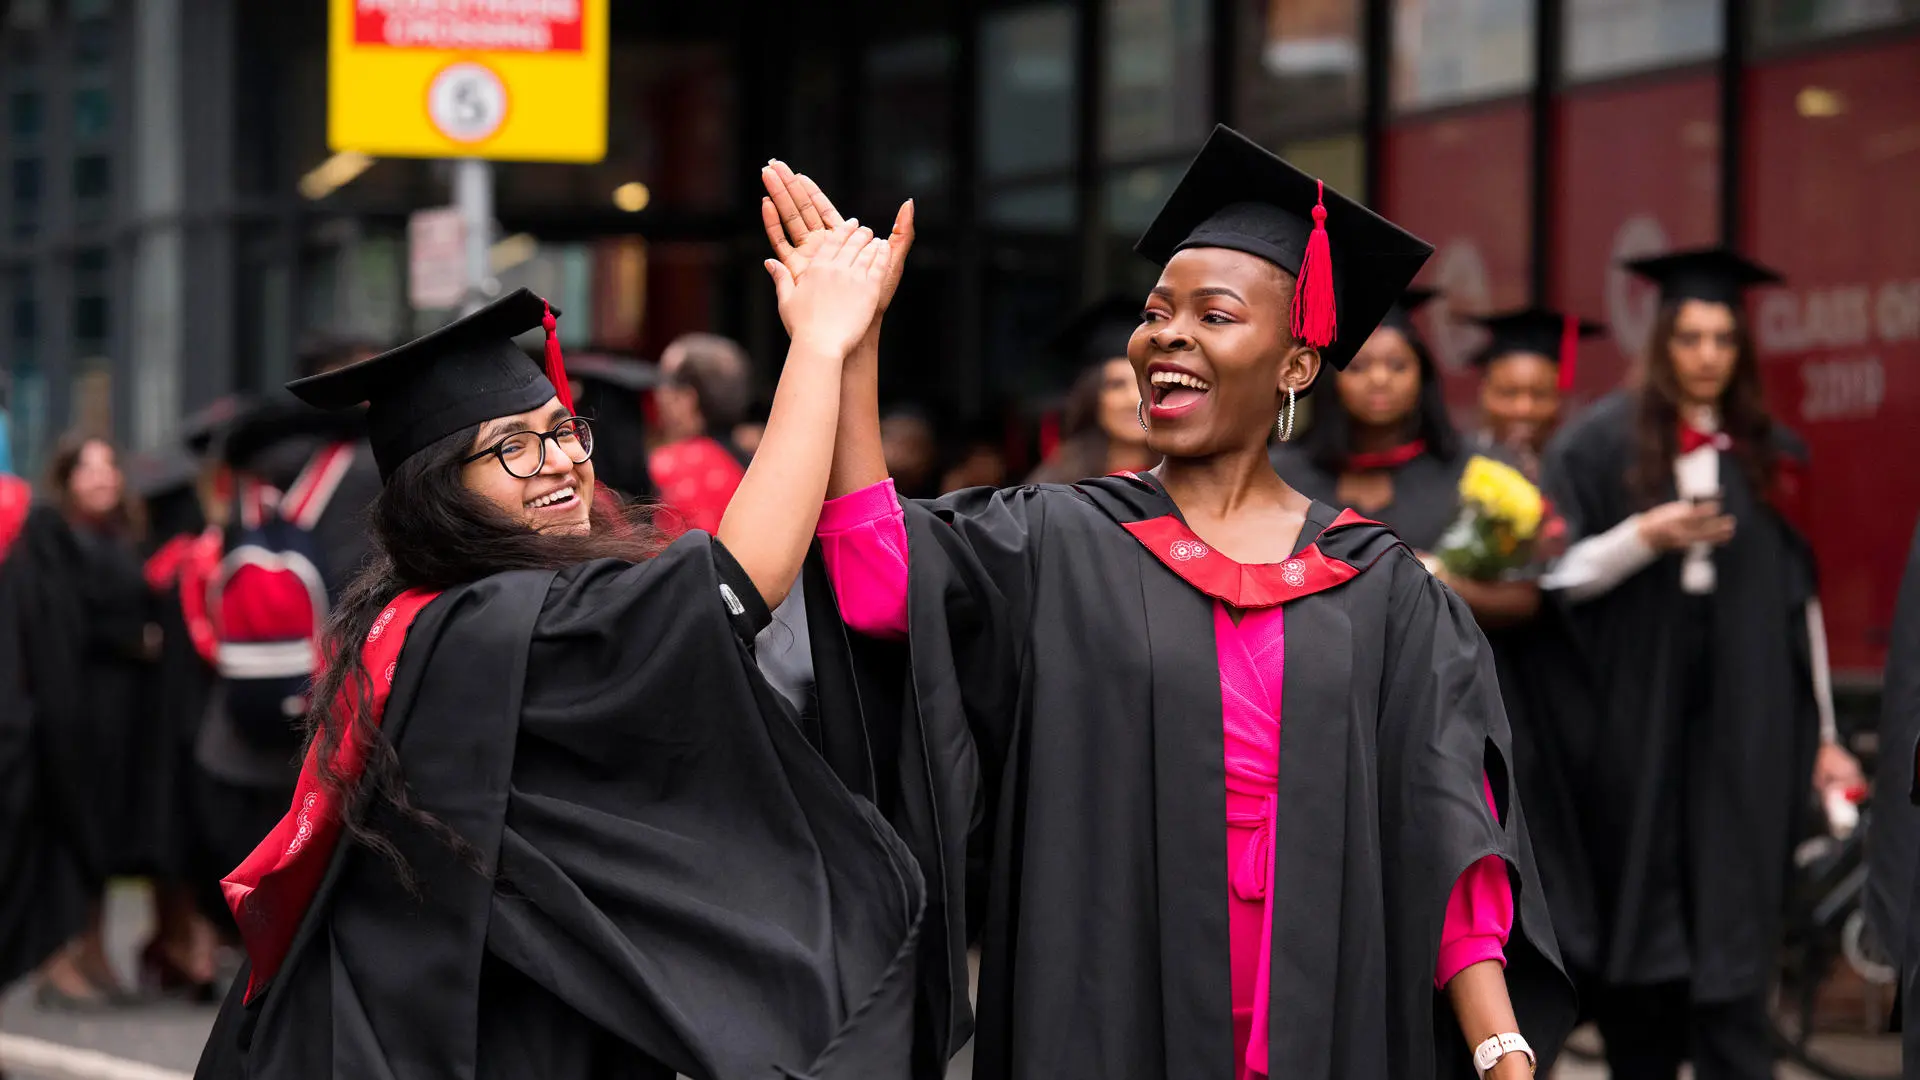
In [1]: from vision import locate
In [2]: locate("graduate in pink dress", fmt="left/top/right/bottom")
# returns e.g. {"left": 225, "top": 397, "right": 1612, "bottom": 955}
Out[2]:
{"left": 763, "top": 128, "right": 1575, "bottom": 1080}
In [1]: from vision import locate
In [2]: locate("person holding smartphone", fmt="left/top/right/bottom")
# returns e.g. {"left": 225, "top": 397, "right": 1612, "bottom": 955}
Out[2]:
{"left": 1540, "top": 248, "right": 1863, "bottom": 1080}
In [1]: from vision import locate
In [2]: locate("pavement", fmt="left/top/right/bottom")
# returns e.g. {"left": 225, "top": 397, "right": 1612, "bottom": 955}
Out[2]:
{"left": 0, "top": 884, "right": 1896, "bottom": 1079}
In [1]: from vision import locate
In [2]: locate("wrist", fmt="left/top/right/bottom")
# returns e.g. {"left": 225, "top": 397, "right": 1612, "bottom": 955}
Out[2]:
{"left": 787, "top": 337, "right": 853, "bottom": 367}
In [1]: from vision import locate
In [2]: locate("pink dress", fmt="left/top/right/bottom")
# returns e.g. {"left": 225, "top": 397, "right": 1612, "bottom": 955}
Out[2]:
{"left": 817, "top": 480, "right": 1513, "bottom": 1080}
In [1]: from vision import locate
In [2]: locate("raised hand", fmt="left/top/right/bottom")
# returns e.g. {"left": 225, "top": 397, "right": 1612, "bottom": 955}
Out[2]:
{"left": 764, "top": 220, "right": 892, "bottom": 360}
{"left": 761, "top": 160, "right": 914, "bottom": 316}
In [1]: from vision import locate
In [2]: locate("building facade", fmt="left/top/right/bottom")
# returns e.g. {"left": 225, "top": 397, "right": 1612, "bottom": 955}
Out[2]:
{"left": 3, "top": 0, "right": 1917, "bottom": 675}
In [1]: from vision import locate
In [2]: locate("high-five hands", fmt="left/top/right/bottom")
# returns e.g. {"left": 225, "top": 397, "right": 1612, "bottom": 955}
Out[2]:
{"left": 760, "top": 160, "right": 914, "bottom": 322}
{"left": 763, "top": 220, "right": 893, "bottom": 360}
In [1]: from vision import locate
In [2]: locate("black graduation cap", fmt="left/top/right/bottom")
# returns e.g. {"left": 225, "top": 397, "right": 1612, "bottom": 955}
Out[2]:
{"left": 1377, "top": 286, "right": 1440, "bottom": 338}
{"left": 1623, "top": 247, "right": 1783, "bottom": 307}
{"left": 182, "top": 395, "right": 250, "bottom": 456}
{"left": 1467, "top": 306, "right": 1606, "bottom": 392}
{"left": 1047, "top": 296, "right": 1145, "bottom": 369}
{"left": 287, "top": 288, "right": 574, "bottom": 481}
{"left": 1134, "top": 125, "right": 1433, "bottom": 370}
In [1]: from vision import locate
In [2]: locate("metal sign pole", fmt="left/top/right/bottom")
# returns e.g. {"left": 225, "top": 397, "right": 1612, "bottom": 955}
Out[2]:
{"left": 453, "top": 158, "right": 494, "bottom": 315}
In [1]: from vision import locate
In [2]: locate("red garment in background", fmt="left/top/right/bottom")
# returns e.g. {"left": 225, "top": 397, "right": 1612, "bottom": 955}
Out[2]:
{"left": 647, "top": 436, "right": 744, "bottom": 537}
{"left": 0, "top": 475, "right": 28, "bottom": 560}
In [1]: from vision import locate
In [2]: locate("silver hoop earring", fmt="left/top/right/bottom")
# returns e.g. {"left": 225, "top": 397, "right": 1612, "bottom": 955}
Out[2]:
{"left": 1138, "top": 400, "right": 1149, "bottom": 432}
{"left": 1277, "top": 385, "right": 1297, "bottom": 442}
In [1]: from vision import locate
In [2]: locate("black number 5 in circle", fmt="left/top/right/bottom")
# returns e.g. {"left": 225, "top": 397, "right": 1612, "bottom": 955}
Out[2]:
{"left": 427, "top": 62, "right": 508, "bottom": 144}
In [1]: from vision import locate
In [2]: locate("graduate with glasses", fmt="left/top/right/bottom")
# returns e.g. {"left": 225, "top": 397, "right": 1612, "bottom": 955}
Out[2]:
{"left": 196, "top": 223, "right": 938, "bottom": 1079}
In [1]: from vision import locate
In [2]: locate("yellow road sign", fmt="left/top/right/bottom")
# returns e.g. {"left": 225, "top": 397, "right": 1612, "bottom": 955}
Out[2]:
{"left": 328, "top": 0, "right": 608, "bottom": 163}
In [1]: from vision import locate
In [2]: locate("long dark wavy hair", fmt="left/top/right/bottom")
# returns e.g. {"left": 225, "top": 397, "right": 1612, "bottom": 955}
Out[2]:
{"left": 1629, "top": 300, "right": 1775, "bottom": 508}
{"left": 306, "top": 423, "right": 663, "bottom": 878}
{"left": 1302, "top": 326, "right": 1461, "bottom": 474}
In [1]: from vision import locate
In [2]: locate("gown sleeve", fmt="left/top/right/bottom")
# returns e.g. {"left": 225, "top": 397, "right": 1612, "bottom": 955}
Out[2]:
{"left": 810, "top": 479, "right": 1053, "bottom": 1066}
{"left": 1434, "top": 774, "right": 1514, "bottom": 989}
{"left": 817, "top": 479, "right": 911, "bottom": 639}
{"left": 1377, "top": 553, "right": 1577, "bottom": 1063}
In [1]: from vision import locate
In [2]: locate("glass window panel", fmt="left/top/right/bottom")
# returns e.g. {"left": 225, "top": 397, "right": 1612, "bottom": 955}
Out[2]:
{"left": 1752, "top": 0, "right": 1920, "bottom": 50}
{"left": 1278, "top": 132, "right": 1366, "bottom": 197}
{"left": 981, "top": 4, "right": 1077, "bottom": 180}
{"left": 72, "top": 18, "right": 111, "bottom": 67}
{"left": 1104, "top": 160, "right": 1186, "bottom": 236}
{"left": 10, "top": 158, "right": 41, "bottom": 240}
{"left": 1236, "top": 0, "right": 1364, "bottom": 144}
{"left": 73, "top": 86, "right": 111, "bottom": 141}
{"left": 74, "top": 153, "right": 110, "bottom": 198}
{"left": 73, "top": 296, "right": 108, "bottom": 346}
{"left": 1566, "top": 0, "right": 1721, "bottom": 83}
{"left": 1392, "top": 0, "right": 1535, "bottom": 111}
{"left": 8, "top": 91, "right": 42, "bottom": 140}
{"left": 1104, "top": 0, "right": 1210, "bottom": 160}
{"left": 985, "top": 181, "right": 1075, "bottom": 232}
{"left": 866, "top": 36, "right": 956, "bottom": 216}
{"left": 8, "top": 268, "right": 33, "bottom": 344}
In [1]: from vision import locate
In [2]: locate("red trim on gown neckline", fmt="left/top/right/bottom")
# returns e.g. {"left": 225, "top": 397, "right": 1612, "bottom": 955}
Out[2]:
{"left": 1119, "top": 507, "right": 1385, "bottom": 609}
{"left": 1344, "top": 439, "right": 1427, "bottom": 471}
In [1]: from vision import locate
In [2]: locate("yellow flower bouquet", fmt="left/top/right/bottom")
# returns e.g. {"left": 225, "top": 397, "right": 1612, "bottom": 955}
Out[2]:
{"left": 1435, "top": 455, "right": 1546, "bottom": 581}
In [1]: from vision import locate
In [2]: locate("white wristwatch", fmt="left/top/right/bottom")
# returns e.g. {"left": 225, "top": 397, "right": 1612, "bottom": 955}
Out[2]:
{"left": 1472, "top": 1032, "right": 1535, "bottom": 1077}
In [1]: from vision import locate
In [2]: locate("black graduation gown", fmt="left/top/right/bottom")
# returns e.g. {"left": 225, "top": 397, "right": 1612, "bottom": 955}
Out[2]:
{"left": 1541, "top": 389, "right": 1820, "bottom": 1002}
{"left": 1269, "top": 444, "right": 1604, "bottom": 978}
{"left": 816, "top": 475, "right": 1576, "bottom": 1080}
{"left": 1865, "top": 515, "right": 1920, "bottom": 1069}
{"left": 195, "top": 533, "right": 927, "bottom": 1080}
{"left": 0, "top": 505, "right": 157, "bottom": 885}
{"left": 0, "top": 529, "right": 91, "bottom": 985}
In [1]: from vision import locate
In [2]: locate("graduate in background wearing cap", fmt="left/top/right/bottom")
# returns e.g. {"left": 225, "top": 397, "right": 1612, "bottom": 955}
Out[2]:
{"left": 1026, "top": 296, "right": 1158, "bottom": 484}
{"left": 763, "top": 131, "right": 1572, "bottom": 1080}
{"left": 1540, "top": 247, "right": 1862, "bottom": 1079}
{"left": 1467, "top": 308, "right": 1604, "bottom": 482}
{"left": 196, "top": 225, "right": 937, "bottom": 1080}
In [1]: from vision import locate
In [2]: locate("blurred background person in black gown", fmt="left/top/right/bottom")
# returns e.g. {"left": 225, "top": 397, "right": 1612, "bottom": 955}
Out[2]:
{"left": 1270, "top": 293, "right": 1601, "bottom": 1060}
{"left": 2, "top": 434, "right": 159, "bottom": 1008}
{"left": 1541, "top": 247, "right": 1863, "bottom": 1080}
{"left": 1027, "top": 296, "right": 1157, "bottom": 485}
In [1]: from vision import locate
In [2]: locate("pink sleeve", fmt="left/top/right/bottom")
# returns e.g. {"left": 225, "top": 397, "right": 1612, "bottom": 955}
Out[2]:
{"left": 1434, "top": 775, "right": 1514, "bottom": 988}
{"left": 817, "top": 479, "right": 911, "bottom": 640}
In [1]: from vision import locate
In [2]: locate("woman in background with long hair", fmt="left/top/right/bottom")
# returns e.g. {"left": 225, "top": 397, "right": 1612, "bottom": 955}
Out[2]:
{"left": 0, "top": 435, "right": 156, "bottom": 1008}
{"left": 1542, "top": 247, "right": 1862, "bottom": 1080}
{"left": 1028, "top": 297, "right": 1157, "bottom": 484}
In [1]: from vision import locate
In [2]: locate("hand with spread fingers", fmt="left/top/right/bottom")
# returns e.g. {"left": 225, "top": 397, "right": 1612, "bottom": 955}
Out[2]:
{"left": 763, "top": 219, "right": 893, "bottom": 359}
{"left": 760, "top": 159, "right": 914, "bottom": 323}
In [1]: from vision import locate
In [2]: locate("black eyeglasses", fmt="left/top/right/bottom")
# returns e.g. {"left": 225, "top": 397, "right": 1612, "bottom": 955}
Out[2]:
{"left": 462, "top": 416, "right": 595, "bottom": 479}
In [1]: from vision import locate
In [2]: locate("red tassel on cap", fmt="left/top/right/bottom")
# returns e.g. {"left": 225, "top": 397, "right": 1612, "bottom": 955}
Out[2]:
{"left": 542, "top": 301, "right": 576, "bottom": 415}
{"left": 1557, "top": 313, "right": 1578, "bottom": 394}
{"left": 1289, "top": 179, "right": 1338, "bottom": 350}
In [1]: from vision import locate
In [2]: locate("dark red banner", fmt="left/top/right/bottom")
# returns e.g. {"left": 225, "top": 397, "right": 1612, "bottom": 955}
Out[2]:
{"left": 1746, "top": 36, "right": 1920, "bottom": 677}
{"left": 1551, "top": 74, "right": 1721, "bottom": 399}
{"left": 1380, "top": 102, "right": 1535, "bottom": 413}
{"left": 354, "top": 0, "right": 583, "bottom": 53}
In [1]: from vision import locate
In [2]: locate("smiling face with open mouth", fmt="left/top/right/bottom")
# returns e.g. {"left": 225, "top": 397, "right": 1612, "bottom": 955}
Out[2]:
{"left": 1129, "top": 246, "right": 1321, "bottom": 461}
{"left": 461, "top": 397, "right": 597, "bottom": 536}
